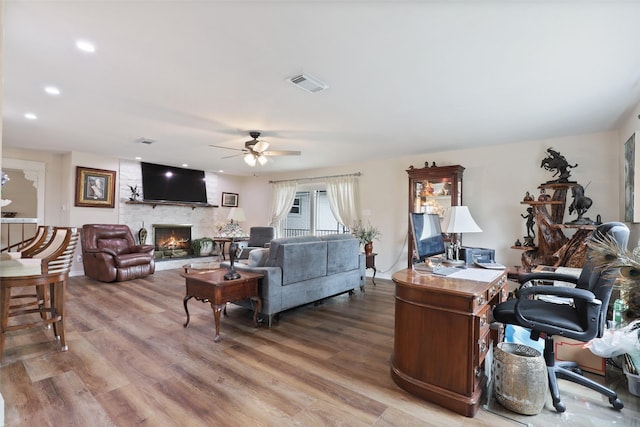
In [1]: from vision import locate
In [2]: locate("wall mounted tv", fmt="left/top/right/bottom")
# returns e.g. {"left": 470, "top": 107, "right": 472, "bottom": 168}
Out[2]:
{"left": 140, "top": 162, "right": 208, "bottom": 204}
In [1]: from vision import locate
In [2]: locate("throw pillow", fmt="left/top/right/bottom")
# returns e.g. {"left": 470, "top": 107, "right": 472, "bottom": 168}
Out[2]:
{"left": 248, "top": 248, "right": 269, "bottom": 267}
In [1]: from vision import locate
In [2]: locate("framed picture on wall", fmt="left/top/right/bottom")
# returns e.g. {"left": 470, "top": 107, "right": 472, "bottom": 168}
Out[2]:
{"left": 75, "top": 166, "right": 116, "bottom": 208}
{"left": 625, "top": 133, "right": 638, "bottom": 223}
{"left": 222, "top": 192, "right": 238, "bottom": 207}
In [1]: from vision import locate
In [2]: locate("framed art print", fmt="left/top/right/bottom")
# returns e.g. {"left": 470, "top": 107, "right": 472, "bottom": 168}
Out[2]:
{"left": 221, "top": 192, "right": 238, "bottom": 207}
{"left": 75, "top": 166, "right": 116, "bottom": 208}
{"left": 625, "top": 133, "right": 638, "bottom": 222}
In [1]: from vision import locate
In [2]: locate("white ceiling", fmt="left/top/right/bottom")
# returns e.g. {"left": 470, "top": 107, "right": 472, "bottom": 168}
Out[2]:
{"left": 3, "top": 1, "right": 640, "bottom": 176}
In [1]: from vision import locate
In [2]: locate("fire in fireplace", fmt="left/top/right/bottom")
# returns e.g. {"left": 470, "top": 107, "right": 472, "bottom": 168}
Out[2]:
{"left": 153, "top": 224, "right": 192, "bottom": 259}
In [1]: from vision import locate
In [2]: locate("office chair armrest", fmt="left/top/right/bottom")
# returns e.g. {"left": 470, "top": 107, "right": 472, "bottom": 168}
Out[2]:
{"left": 516, "top": 285, "right": 600, "bottom": 304}
{"left": 518, "top": 272, "right": 579, "bottom": 285}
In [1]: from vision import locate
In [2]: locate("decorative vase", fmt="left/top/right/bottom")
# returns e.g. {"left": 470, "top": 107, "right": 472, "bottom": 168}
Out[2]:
{"left": 138, "top": 225, "right": 148, "bottom": 245}
{"left": 364, "top": 242, "right": 373, "bottom": 256}
{"left": 492, "top": 342, "right": 548, "bottom": 415}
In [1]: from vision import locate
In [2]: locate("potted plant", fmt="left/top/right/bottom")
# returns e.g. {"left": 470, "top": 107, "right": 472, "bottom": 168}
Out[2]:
{"left": 351, "top": 221, "right": 382, "bottom": 255}
{"left": 191, "top": 237, "right": 216, "bottom": 257}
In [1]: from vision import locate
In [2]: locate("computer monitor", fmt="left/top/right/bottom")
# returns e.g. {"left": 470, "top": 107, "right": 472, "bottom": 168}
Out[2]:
{"left": 410, "top": 213, "right": 446, "bottom": 263}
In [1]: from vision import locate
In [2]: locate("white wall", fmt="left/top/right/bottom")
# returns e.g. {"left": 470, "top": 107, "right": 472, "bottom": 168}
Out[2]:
{"left": 2, "top": 129, "right": 623, "bottom": 281}
{"left": 237, "top": 131, "right": 620, "bottom": 280}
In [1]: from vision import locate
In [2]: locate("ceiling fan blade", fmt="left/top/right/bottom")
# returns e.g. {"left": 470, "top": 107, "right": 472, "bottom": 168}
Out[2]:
{"left": 209, "top": 144, "right": 245, "bottom": 152}
{"left": 221, "top": 153, "right": 244, "bottom": 159}
{"left": 252, "top": 140, "right": 270, "bottom": 153}
{"left": 262, "top": 150, "right": 301, "bottom": 156}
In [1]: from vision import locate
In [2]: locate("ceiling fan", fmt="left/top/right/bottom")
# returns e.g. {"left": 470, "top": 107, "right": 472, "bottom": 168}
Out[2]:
{"left": 209, "top": 131, "right": 301, "bottom": 166}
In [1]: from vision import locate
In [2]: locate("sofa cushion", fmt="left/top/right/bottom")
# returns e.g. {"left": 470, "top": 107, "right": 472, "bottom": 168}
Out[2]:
{"left": 278, "top": 241, "right": 328, "bottom": 285}
{"left": 247, "top": 248, "right": 270, "bottom": 267}
{"left": 114, "top": 252, "right": 154, "bottom": 268}
{"left": 325, "top": 237, "right": 360, "bottom": 274}
{"left": 97, "top": 237, "right": 131, "bottom": 255}
{"left": 266, "top": 235, "right": 321, "bottom": 267}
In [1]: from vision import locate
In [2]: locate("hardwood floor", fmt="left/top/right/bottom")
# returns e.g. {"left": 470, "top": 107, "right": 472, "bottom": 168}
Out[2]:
{"left": 1, "top": 270, "right": 638, "bottom": 426}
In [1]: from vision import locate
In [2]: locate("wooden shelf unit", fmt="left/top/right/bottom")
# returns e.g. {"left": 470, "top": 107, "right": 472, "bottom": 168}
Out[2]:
{"left": 406, "top": 164, "right": 464, "bottom": 268}
{"left": 517, "top": 183, "right": 595, "bottom": 269}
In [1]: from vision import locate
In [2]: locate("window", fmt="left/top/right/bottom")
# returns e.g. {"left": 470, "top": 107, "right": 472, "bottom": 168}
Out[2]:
{"left": 282, "top": 190, "right": 347, "bottom": 237}
{"left": 289, "top": 198, "right": 301, "bottom": 214}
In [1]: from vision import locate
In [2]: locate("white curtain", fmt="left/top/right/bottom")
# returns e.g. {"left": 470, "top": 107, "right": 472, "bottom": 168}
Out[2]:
{"left": 268, "top": 181, "right": 298, "bottom": 236}
{"left": 326, "top": 175, "right": 360, "bottom": 228}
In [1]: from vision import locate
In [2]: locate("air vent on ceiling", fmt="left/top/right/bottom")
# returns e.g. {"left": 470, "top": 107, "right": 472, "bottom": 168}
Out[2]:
{"left": 136, "top": 137, "right": 155, "bottom": 145}
{"left": 288, "top": 73, "right": 328, "bottom": 93}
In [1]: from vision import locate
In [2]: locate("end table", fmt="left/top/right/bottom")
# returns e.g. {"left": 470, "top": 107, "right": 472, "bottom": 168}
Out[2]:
{"left": 366, "top": 252, "right": 377, "bottom": 285}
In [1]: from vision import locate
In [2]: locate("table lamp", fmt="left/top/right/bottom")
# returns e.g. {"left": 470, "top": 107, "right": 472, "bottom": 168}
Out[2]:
{"left": 441, "top": 205, "right": 482, "bottom": 265}
{"left": 223, "top": 207, "right": 246, "bottom": 280}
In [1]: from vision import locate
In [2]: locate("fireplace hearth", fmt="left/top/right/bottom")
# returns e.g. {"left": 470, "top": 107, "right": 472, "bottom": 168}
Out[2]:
{"left": 153, "top": 224, "right": 192, "bottom": 259}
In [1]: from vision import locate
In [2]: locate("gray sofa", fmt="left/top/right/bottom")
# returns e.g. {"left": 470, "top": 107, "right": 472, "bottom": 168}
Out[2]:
{"left": 222, "top": 234, "right": 365, "bottom": 326}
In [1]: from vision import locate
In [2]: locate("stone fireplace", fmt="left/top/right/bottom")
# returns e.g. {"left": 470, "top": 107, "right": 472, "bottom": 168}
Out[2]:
{"left": 153, "top": 224, "right": 192, "bottom": 259}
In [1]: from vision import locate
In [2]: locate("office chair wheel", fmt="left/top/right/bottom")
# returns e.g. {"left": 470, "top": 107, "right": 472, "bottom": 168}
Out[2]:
{"left": 610, "top": 397, "right": 624, "bottom": 410}
{"left": 553, "top": 401, "right": 566, "bottom": 413}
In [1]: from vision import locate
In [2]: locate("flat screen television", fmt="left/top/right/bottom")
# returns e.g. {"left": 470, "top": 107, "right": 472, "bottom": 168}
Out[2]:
{"left": 140, "top": 162, "right": 208, "bottom": 204}
{"left": 410, "top": 212, "right": 446, "bottom": 262}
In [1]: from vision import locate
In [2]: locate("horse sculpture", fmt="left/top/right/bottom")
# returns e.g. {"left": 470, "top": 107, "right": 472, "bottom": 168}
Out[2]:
{"left": 567, "top": 184, "right": 594, "bottom": 225}
{"left": 541, "top": 148, "right": 578, "bottom": 183}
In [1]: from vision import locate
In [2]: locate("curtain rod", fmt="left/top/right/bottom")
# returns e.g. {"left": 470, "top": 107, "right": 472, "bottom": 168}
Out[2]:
{"left": 269, "top": 172, "right": 361, "bottom": 184}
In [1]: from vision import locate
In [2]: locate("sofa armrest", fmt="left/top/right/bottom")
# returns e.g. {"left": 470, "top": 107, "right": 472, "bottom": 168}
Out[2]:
{"left": 131, "top": 244, "right": 154, "bottom": 254}
{"left": 220, "top": 262, "right": 282, "bottom": 289}
{"left": 221, "top": 262, "right": 284, "bottom": 314}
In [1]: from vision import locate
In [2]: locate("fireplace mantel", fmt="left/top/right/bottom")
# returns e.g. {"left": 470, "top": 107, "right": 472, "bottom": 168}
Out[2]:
{"left": 126, "top": 200, "right": 218, "bottom": 210}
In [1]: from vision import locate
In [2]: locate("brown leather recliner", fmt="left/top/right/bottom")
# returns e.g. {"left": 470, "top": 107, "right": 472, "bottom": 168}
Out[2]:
{"left": 81, "top": 224, "right": 155, "bottom": 282}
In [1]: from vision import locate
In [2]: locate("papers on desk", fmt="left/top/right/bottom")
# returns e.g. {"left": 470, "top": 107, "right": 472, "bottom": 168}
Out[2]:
{"left": 447, "top": 268, "right": 504, "bottom": 282}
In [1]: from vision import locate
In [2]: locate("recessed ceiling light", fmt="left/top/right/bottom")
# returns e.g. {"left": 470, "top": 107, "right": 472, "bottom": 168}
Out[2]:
{"left": 44, "top": 86, "right": 60, "bottom": 95}
{"left": 135, "top": 157, "right": 142, "bottom": 161}
{"left": 182, "top": 163, "right": 188, "bottom": 168}
{"left": 76, "top": 40, "right": 96, "bottom": 53}
{"left": 24, "top": 113, "right": 37, "bottom": 120}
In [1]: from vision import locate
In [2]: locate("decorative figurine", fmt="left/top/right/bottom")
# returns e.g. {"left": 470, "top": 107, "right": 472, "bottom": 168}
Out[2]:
{"left": 514, "top": 239, "right": 522, "bottom": 247}
{"left": 537, "top": 188, "right": 551, "bottom": 202}
{"left": 521, "top": 207, "right": 536, "bottom": 239}
{"left": 540, "top": 147, "right": 578, "bottom": 184}
{"left": 523, "top": 235, "right": 535, "bottom": 247}
{"left": 566, "top": 183, "right": 595, "bottom": 225}
{"left": 129, "top": 185, "right": 140, "bottom": 201}
{"left": 424, "top": 161, "right": 430, "bottom": 168}
{"left": 431, "top": 162, "right": 437, "bottom": 167}
{"left": 523, "top": 191, "right": 534, "bottom": 202}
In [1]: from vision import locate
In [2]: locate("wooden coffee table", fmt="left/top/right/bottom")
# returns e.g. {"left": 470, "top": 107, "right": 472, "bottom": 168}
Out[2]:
{"left": 181, "top": 269, "right": 263, "bottom": 342}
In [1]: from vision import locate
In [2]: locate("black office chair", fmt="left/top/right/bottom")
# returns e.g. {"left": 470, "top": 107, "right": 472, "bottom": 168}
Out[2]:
{"left": 493, "top": 221, "right": 629, "bottom": 413}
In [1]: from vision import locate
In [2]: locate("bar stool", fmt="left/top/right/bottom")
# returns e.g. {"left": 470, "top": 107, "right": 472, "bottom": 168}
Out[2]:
{"left": 0, "top": 227, "right": 79, "bottom": 361}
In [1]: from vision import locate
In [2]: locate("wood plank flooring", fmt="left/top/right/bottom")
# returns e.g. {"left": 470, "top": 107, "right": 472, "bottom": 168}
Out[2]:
{"left": 1, "top": 269, "right": 638, "bottom": 426}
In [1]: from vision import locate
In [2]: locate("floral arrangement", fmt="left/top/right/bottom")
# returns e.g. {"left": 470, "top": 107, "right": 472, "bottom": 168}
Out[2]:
{"left": 351, "top": 221, "right": 382, "bottom": 245}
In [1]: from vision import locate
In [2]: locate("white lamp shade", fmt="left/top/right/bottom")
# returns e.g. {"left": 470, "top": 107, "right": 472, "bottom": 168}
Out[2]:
{"left": 441, "top": 206, "right": 482, "bottom": 234}
{"left": 257, "top": 154, "right": 268, "bottom": 165}
{"left": 227, "top": 207, "right": 246, "bottom": 222}
{"left": 244, "top": 153, "right": 257, "bottom": 166}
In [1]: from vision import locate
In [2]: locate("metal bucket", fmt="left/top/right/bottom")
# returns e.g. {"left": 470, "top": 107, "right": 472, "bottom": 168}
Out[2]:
{"left": 492, "top": 342, "right": 548, "bottom": 415}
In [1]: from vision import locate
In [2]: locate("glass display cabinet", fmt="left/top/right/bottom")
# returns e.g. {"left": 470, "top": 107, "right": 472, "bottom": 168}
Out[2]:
{"left": 406, "top": 164, "right": 464, "bottom": 268}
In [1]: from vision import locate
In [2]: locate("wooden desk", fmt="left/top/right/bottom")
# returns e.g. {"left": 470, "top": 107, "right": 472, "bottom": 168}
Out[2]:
{"left": 390, "top": 268, "right": 508, "bottom": 417}
{"left": 181, "top": 269, "right": 263, "bottom": 342}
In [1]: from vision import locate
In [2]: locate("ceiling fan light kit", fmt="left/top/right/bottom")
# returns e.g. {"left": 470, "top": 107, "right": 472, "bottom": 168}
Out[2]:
{"left": 211, "top": 131, "right": 301, "bottom": 167}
